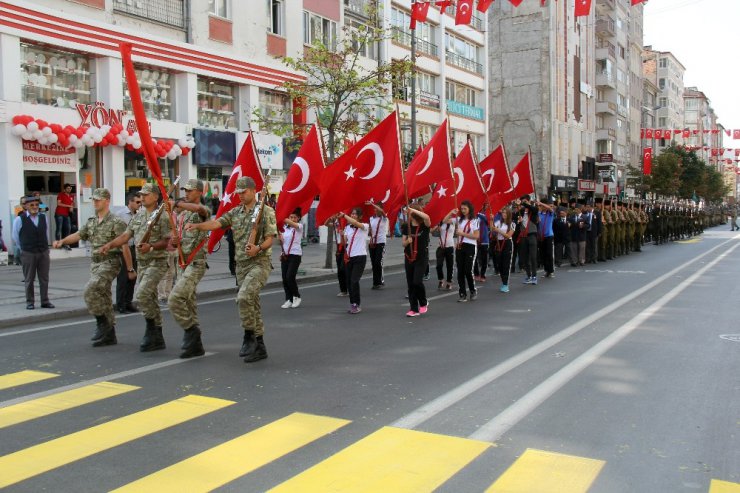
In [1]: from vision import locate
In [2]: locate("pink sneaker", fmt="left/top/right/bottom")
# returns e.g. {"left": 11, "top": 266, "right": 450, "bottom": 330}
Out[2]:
{"left": 419, "top": 305, "right": 428, "bottom": 314}
{"left": 406, "top": 310, "right": 420, "bottom": 317}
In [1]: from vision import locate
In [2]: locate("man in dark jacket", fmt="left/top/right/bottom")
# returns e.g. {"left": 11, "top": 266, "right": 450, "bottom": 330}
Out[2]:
{"left": 568, "top": 201, "right": 588, "bottom": 266}
{"left": 552, "top": 208, "right": 570, "bottom": 267}
{"left": 12, "top": 195, "right": 54, "bottom": 310}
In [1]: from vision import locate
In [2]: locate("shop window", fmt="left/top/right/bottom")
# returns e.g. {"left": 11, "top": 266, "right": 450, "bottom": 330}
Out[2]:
{"left": 20, "top": 43, "right": 92, "bottom": 108}
{"left": 123, "top": 65, "right": 173, "bottom": 121}
{"left": 197, "top": 77, "right": 237, "bottom": 130}
{"left": 259, "top": 89, "right": 291, "bottom": 132}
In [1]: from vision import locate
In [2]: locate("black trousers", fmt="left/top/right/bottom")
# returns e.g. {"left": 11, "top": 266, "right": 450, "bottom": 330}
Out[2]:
{"left": 368, "top": 244, "right": 385, "bottom": 286}
{"left": 435, "top": 246, "right": 454, "bottom": 282}
{"left": 335, "top": 250, "right": 347, "bottom": 294}
{"left": 456, "top": 243, "right": 477, "bottom": 296}
{"left": 586, "top": 235, "right": 597, "bottom": 263}
{"left": 554, "top": 241, "right": 569, "bottom": 267}
{"left": 539, "top": 236, "right": 554, "bottom": 274}
{"left": 281, "top": 254, "right": 301, "bottom": 301}
{"left": 519, "top": 233, "right": 538, "bottom": 278}
{"left": 21, "top": 250, "right": 50, "bottom": 304}
{"left": 116, "top": 244, "right": 137, "bottom": 309}
{"left": 498, "top": 239, "right": 514, "bottom": 285}
{"left": 474, "top": 244, "right": 489, "bottom": 278}
{"left": 345, "top": 255, "right": 366, "bottom": 306}
{"left": 405, "top": 258, "right": 427, "bottom": 312}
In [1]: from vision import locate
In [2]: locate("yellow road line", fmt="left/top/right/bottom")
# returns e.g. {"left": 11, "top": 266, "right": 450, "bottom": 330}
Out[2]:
{"left": 710, "top": 479, "right": 740, "bottom": 493}
{"left": 0, "top": 370, "right": 58, "bottom": 391}
{"left": 0, "top": 381, "right": 139, "bottom": 429}
{"left": 0, "top": 394, "right": 234, "bottom": 488}
{"left": 268, "top": 426, "right": 490, "bottom": 492}
{"left": 112, "top": 412, "right": 350, "bottom": 492}
{"left": 486, "top": 448, "right": 605, "bottom": 493}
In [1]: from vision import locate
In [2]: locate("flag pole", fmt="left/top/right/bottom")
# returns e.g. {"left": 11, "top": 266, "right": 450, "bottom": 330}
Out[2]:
{"left": 395, "top": 104, "right": 410, "bottom": 209}
{"left": 447, "top": 119, "right": 459, "bottom": 211}
{"left": 528, "top": 145, "right": 537, "bottom": 199}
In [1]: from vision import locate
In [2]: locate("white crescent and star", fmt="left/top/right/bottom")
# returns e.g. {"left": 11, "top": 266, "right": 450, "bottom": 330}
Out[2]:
{"left": 357, "top": 143, "right": 383, "bottom": 180}
{"left": 286, "top": 157, "right": 310, "bottom": 193}
{"left": 453, "top": 167, "right": 464, "bottom": 195}
{"left": 344, "top": 165, "right": 357, "bottom": 181}
{"left": 436, "top": 185, "right": 448, "bottom": 198}
{"left": 416, "top": 149, "right": 434, "bottom": 176}
{"left": 481, "top": 169, "right": 495, "bottom": 191}
{"left": 460, "top": 1, "right": 470, "bottom": 15}
{"left": 511, "top": 172, "right": 520, "bottom": 190}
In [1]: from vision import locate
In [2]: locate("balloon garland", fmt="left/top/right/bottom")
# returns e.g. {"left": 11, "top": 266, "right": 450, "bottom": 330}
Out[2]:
{"left": 10, "top": 114, "right": 195, "bottom": 159}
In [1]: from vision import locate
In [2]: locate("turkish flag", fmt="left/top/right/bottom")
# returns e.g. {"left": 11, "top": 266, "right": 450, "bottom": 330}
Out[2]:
{"left": 726, "top": 129, "right": 732, "bottom": 137}
{"left": 654, "top": 129, "right": 663, "bottom": 139}
{"left": 456, "top": 0, "right": 475, "bottom": 24}
{"left": 631, "top": 0, "right": 646, "bottom": 4}
{"left": 480, "top": 144, "right": 511, "bottom": 196}
{"left": 645, "top": 128, "right": 653, "bottom": 139}
{"left": 404, "top": 119, "right": 453, "bottom": 201}
{"left": 316, "top": 112, "right": 402, "bottom": 225}
{"left": 436, "top": 0, "right": 453, "bottom": 14}
{"left": 640, "top": 128, "right": 645, "bottom": 140}
{"left": 574, "top": 0, "right": 592, "bottom": 17}
{"left": 673, "top": 129, "right": 682, "bottom": 135}
{"left": 734, "top": 129, "right": 740, "bottom": 139}
{"left": 711, "top": 129, "right": 720, "bottom": 135}
{"left": 509, "top": 0, "right": 524, "bottom": 6}
{"left": 693, "top": 130, "right": 700, "bottom": 135}
{"left": 410, "top": 2, "right": 431, "bottom": 29}
{"left": 489, "top": 151, "right": 535, "bottom": 212}
{"left": 711, "top": 148, "right": 720, "bottom": 157}
{"left": 275, "top": 124, "right": 326, "bottom": 226}
{"left": 683, "top": 129, "right": 690, "bottom": 139}
{"left": 703, "top": 129, "right": 711, "bottom": 134}
{"left": 643, "top": 147, "right": 652, "bottom": 176}
{"left": 206, "top": 132, "right": 266, "bottom": 252}
{"left": 735, "top": 149, "right": 740, "bottom": 157}
{"left": 478, "top": 0, "right": 495, "bottom": 12}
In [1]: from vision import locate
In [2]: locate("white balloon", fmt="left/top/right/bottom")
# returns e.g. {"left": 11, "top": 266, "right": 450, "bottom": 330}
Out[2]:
{"left": 12, "top": 124, "right": 27, "bottom": 136}
{"left": 167, "top": 150, "right": 177, "bottom": 160}
{"left": 38, "top": 137, "right": 49, "bottom": 145}
{"left": 22, "top": 132, "right": 33, "bottom": 140}
{"left": 32, "top": 129, "right": 43, "bottom": 140}
{"left": 174, "top": 146, "right": 182, "bottom": 156}
{"left": 27, "top": 121, "right": 39, "bottom": 132}
{"left": 48, "top": 133, "right": 59, "bottom": 144}
{"left": 41, "top": 126, "right": 53, "bottom": 136}
{"left": 86, "top": 127, "right": 96, "bottom": 136}
{"left": 100, "top": 125, "right": 111, "bottom": 134}
{"left": 132, "top": 141, "right": 142, "bottom": 150}
{"left": 69, "top": 134, "right": 78, "bottom": 143}
{"left": 73, "top": 140, "right": 84, "bottom": 149}
{"left": 93, "top": 132, "right": 103, "bottom": 143}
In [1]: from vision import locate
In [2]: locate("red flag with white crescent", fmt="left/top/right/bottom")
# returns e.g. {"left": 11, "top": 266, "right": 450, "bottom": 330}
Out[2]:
{"left": 574, "top": 0, "right": 592, "bottom": 16}
{"left": 410, "top": 2, "right": 431, "bottom": 29}
{"left": 643, "top": 147, "right": 653, "bottom": 176}
{"left": 478, "top": 0, "right": 495, "bottom": 12}
{"left": 456, "top": 0, "right": 475, "bottom": 24}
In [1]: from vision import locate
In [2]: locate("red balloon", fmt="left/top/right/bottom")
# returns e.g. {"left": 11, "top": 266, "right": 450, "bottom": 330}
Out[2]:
{"left": 109, "top": 135, "right": 118, "bottom": 146}
{"left": 36, "top": 120, "right": 48, "bottom": 129}
{"left": 12, "top": 115, "right": 23, "bottom": 125}
{"left": 50, "top": 124, "right": 62, "bottom": 133}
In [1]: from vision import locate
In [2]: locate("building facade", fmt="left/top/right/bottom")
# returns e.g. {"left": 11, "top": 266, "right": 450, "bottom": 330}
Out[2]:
{"left": 641, "top": 46, "right": 685, "bottom": 154}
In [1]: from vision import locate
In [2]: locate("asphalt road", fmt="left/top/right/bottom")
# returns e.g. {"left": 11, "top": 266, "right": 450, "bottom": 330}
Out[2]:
{"left": 0, "top": 229, "right": 738, "bottom": 492}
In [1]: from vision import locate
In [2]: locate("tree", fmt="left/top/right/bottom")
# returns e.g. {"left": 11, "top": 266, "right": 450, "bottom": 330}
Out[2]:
{"left": 648, "top": 151, "right": 682, "bottom": 198}
{"left": 645, "top": 145, "right": 729, "bottom": 202}
{"left": 254, "top": 2, "right": 412, "bottom": 267}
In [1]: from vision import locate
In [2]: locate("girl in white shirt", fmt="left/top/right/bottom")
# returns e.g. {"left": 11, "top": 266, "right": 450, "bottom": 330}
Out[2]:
{"left": 342, "top": 207, "right": 368, "bottom": 314}
{"left": 280, "top": 208, "right": 303, "bottom": 308}
{"left": 368, "top": 203, "right": 388, "bottom": 289}
{"left": 453, "top": 200, "right": 480, "bottom": 302}
{"left": 492, "top": 207, "right": 515, "bottom": 293}
{"left": 435, "top": 213, "right": 456, "bottom": 290}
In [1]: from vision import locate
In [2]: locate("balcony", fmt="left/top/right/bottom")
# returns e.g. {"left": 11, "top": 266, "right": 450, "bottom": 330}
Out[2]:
{"left": 344, "top": 0, "right": 371, "bottom": 19}
{"left": 394, "top": 87, "right": 442, "bottom": 110}
{"left": 391, "top": 27, "right": 439, "bottom": 57}
{"left": 617, "top": 105, "right": 628, "bottom": 118}
{"left": 596, "top": 71, "right": 616, "bottom": 89}
{"left": 595, "top": 40, "right": 615, "bottom": 62}
{"left": 112, "top": 0, "right": 185, "bottom": 29}
{"left": 597, "top": 128, "right": 617, "bottom": 141}
{"left": 595, "top": 17, "right": 615, "bottom": 38}
{"left": 446, "top": 100, "right": 485, "bottom": 121}
{"left": 596, "top": 0, "right": 616, "bottom": 12}
{"left": 445, "top": 51, "right": 483, "bottom": 75}
{"left": 445, "top": 6, "right": 485, "bottom": 31}
{"left": 596, "top": 101, "right": 617, "bottom": 115}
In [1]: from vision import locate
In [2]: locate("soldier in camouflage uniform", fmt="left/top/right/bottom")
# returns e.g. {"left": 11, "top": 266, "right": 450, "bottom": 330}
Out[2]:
{"left": 100, "top": 183, "right": 172, "bottom": 352}
{"left": 626, "top": 202, "right": 638, "bottom": 253}
{"left": 189, "top": 176, "right": 277, "bottom": 363}
{"left": 168, "top": 179, "right": 210, "bottom": 359}
{"left": 636, "top": 202, "right": 648, "bottom": 251}
{"left": 596, "top": 197, "right": 608, "bottom": 262}
{"left": 53, "top": 188, "right": 132, "bottom": 346}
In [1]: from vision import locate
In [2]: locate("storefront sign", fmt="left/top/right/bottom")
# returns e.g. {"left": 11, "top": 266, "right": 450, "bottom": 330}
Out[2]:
{"left": 598, "top": 153, "right": 613, "bottom": 163}
{"left": 255, "top": 134, "right": 283, "bottom": 171}
{"left": 446, "top": 100, "right": 485, "bottom": 121}
{"left": 551, "top": 175, "right": 577, "bottom": 191}
{"left": 598, "top": 164, "right": 616, "bottom": 183}
{"left": 76, "top": 101, "right": 145, "bottom": 133}
{"left": 22, "top": 141, "right": 77, "bottom": 172}
{"left": 577, "top": 179, "right": 596, "bottom": 192}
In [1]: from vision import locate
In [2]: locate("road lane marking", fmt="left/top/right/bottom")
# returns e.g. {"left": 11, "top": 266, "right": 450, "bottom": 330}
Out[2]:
{"left": 486, "top": 449, "right": 605, "bottom": 493}
{"left": 0, "top": 394, "right": 234, "bottom": 488}
{"left": 267, "top": 426, "right": 490, "bottom": 492}
{"left": 710, "top": 479, "right": 740, "bottom": 492}
{"left": 0, "top": 382, "right": 139, "bottom": 429}
{"left": 111, "top": 412, "right": 350, "bottom": 492}
{"left": 0, "top": 370, "right": 58, "bottom": 391}
{"left": 392, "top": 236, "right": 737, "bottom": 430}
{"left": 469, "top": 242, "right": 740, "bottom": 442}
{"left": 0, "top": 355, "right": 215, "bottom": 409}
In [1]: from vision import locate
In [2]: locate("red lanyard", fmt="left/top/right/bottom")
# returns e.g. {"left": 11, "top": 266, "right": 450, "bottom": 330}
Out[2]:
{"left": 440, "top": 224, "right": 451, "bottom": 248}
{"left": 344, "top": 226, "right": 359, "bottom": 262}
{"left": 334, "top": 220, "right": 345, "bottom": 252}
{"left": 405, "top": 224, "right": 420, "bottom": 262}
{"left": 372, "top": 217, "right": 382, "bottom": 244}
{"left": 176, "top": 211, "right": 206, "bottom": 269}
{"left": 282, "top": 226, "right": 297, "bottom": 256}
{"left": 457, "top": 219, "right": 472, "bottom": 249}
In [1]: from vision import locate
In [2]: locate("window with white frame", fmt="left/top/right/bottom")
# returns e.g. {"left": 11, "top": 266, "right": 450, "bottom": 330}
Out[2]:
{"left": 267, "top": 0, "right": 284, "bottom": 35}
{"left": 209, "top": 0, "right": 228, "bottom": 18}
{"left": 259, "top": 89, "right": 291, "bottom": 131}
{"left": 659, "top": 58, "right": 667, "bottom": 68}
{"left": 345, "top": 18, "right": 378, "bottom": 60}
{"left": 303, "top": 11, "right": 337, "bottom": 50}
{"left": 445, "top": 80, "right": 478, "bottom": 107}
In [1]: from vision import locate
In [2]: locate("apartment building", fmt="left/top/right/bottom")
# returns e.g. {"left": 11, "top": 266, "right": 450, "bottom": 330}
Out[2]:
{"left": 642, "top": 46, "right": 685, "bottom": 154}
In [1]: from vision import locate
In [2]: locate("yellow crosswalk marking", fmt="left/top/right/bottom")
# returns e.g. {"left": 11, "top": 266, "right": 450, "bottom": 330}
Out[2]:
{"left": 486, "top": 448, "right": 605, "bottom": 493}
{"left": 0, "top": 370, "right": 58, "bottom": 390}
{"left": 0, "top": 394, "right": 234, "bottom": 488}
{"left": 268, "top": 426, "right": 490, "bottom": 492}
{"left": 710, "top": 479, "right": 740, "bottom": 493}
{"left": 112, "top": 412, "right": 351, "bottom": 492}
{"left": 0, "top": 382, "right": 139, "bottom": 429}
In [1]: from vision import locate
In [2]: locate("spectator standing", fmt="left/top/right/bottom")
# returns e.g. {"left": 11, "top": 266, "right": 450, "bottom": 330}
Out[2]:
{"left": 12, "top": 195, "right": 54, "bottom": 310}
{"left": 114, "top": 191, "right": 141, "bottom": 313}
{"left": 54, "top": 183, "right": 75, "bottom": 249}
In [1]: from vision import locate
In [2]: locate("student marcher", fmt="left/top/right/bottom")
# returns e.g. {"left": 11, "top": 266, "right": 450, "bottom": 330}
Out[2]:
{"left": 280, "top": 208, "right": 303, "bottom": 309}
{"left": 401, "top": 205, "right": 431, "bottom": 316}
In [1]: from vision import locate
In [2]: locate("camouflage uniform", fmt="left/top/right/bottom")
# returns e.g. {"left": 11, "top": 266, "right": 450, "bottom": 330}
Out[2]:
{"left": 637, "top": 206, "right": 648, "bottom": 250}
{"left": 168, "top": 209, "right": 208, "bottom": 331}
{"left": 127, "top": 202, "right": 171, "bottom": 328}
{"left": 219, "top": 202, "right": 277, "bottom": 338}
{"left": 598, "top": 203, "right": 609, "bottom": 261}
{"left": 627, "top": 205, "right": 638, "bottom": 253}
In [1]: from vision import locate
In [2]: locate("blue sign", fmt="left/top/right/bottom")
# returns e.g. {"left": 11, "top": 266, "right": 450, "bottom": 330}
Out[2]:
{"left": 446, "top": 100, "right": 485, "bottom": 121}
{"left": 192, "top": 129, "right": 236, "bottom": 167}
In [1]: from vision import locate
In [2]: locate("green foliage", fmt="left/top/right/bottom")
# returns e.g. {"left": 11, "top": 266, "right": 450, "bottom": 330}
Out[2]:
{"left": 646, "top": 145, "right": 729, "bottom": 202}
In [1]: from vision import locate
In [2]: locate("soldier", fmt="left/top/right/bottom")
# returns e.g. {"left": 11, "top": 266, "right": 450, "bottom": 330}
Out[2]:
{"left": 636, "top": 202, "right": 648, "bottom": 251}
{"left": 168, "top": 179, "right": 210, "bottom": 359}
{"left": 187, "top": 177, "right": 277, "bottom": 363}
{"left": 596, "top": 197, "right": 608, "bottom": 262}
{"left": 626, "top": 202, "right": 638, "bottom": 253}
{"left": 100, "top": 183, "right": 172, "bottom": 352}
{"left": 53, "top": 188, "right": 133, "bottom": 346}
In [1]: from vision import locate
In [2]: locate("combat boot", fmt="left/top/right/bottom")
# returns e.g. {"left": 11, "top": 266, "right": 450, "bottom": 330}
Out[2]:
{"left": 92, "top": 316, "right": 116, "bottom": 347}
{"left": 152, "top": 325, "right": 166, "bottom": 351}
{"left": 244, "top": 336, "right": 267, "bottom": 363}
{"left": 180, "top": 326, "right": 205, "bottom": 359}
{"left": 140, "top": 318, "right": 164, "bottom": 352}
{"left": 92, "top": 315, "right": 108, "bottom": 341}
{"left": 239, "top": 330, "right": 256, "bottom": 358}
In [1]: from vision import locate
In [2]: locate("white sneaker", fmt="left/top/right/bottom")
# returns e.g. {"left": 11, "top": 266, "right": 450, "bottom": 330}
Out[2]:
{"left": 281, "top": 300, "right": 292, "bottom": 309}
{"left": 291, "top": 297, "right": 302, "bottom": 308}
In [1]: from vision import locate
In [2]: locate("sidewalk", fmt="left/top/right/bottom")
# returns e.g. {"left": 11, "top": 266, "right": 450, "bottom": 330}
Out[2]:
{"left": 0, "top": 238, "right": 408, "bottom": 329}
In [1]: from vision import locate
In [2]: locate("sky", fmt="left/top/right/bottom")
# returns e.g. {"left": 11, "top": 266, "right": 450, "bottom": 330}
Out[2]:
{"left": 643, "top": 0, "right": 740, "bottom": 132}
